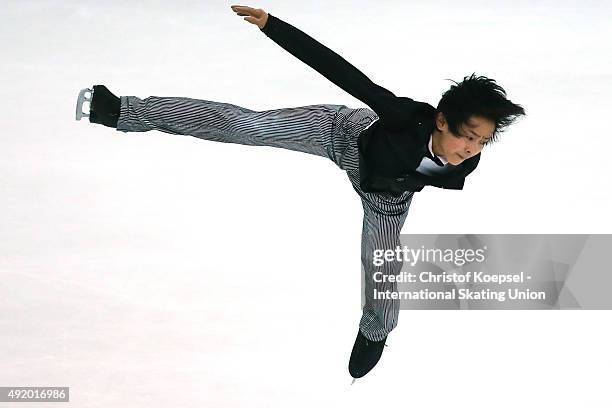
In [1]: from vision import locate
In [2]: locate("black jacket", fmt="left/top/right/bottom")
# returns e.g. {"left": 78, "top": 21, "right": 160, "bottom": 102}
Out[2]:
{"left": 260, "top": 14, "right": 480, "bottom": 196}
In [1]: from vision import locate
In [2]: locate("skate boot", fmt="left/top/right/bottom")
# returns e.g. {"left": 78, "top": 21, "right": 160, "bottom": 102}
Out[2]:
{"left": 75, "top": 85, "right": 120, "bottom": 128}
{"left": 348, "top": 330, "right": 387, "bottom": 379}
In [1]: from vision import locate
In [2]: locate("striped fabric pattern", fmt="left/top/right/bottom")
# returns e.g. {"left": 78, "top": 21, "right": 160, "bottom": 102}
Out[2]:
{"left": 117, "top": 95, "right": 415, "bottom": 341}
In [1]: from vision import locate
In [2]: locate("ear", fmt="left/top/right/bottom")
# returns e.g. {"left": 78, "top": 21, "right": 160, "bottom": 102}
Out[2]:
{"left": 435, "top": 112, "right": 447, "bottom": 132}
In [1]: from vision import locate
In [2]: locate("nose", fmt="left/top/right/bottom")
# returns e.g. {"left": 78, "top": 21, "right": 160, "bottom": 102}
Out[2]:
{"left": 464, "top": 139, "right": 481, "bottom": 158}
{"left": 463, "top": 140, "right": 473, "bottom": 158}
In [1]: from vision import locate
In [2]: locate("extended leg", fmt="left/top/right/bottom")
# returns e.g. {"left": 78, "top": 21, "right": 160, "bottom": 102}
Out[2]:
{"left": 117, "top": 95, "right": 345, "bottom": 160}
{"left": 77, "top": 85, "right": 377, "bottom": 171}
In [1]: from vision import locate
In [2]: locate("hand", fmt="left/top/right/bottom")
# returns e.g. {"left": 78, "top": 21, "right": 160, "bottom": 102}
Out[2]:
{"left": 230, "top": 5, "right": 269, "bottom": 29}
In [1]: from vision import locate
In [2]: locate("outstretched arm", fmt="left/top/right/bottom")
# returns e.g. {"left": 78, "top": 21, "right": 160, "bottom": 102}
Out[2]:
{"left": 230, "top": 5, "right": 409, "bottom": 127}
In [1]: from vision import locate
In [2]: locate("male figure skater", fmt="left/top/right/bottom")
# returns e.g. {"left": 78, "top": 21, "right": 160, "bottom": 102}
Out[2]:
{"left": 75, "top": 5, "right": 525, "bottom": 379}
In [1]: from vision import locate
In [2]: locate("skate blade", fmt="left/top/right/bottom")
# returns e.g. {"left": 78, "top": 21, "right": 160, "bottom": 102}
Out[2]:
{"left": 75, "top": 87, "right": 93, "bottom": 120}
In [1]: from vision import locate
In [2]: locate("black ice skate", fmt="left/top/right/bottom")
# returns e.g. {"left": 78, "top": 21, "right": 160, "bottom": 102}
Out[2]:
{"left": 348, "top": 330, "right": 387, "bottom": 380}
{"left": 75, "top": 85, "right": 120, "bottom": 128}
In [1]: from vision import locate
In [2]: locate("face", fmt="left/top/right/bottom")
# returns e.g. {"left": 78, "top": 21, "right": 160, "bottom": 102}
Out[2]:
{"left": 431, "top": 113, "right": 496, "bottom": 165}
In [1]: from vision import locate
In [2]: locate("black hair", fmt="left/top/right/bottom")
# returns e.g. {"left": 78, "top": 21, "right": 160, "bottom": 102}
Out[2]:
{"left": 436, "top": 73, "right": 525, "bottom": 142}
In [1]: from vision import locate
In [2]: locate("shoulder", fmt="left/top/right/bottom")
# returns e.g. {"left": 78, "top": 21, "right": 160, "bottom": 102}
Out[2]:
{"left": 411, "top": 100, "right": 436, "bottom": 121}
{"left": 384, "top": 97, "right": 436, "bottom": 127}
{"left": 375, "top": 97, "right": 435, "bottom": 132}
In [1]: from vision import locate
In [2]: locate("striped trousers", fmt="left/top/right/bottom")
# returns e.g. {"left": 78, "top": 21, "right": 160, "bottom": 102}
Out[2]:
{"left": 117, "top": 95, "right": 414, "bottom": 341}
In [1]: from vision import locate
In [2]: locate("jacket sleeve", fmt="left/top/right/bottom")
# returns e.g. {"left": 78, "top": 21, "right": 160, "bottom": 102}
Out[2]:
{"left": 260, "top": 14, "right": 410, "bottom": 127}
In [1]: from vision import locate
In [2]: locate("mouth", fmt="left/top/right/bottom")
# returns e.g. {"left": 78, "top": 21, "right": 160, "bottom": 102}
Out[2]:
{"left": 457, "top": 153, "right": 465, "bottom": 160}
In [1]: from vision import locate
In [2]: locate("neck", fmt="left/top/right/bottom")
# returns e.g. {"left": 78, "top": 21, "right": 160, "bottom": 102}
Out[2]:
{"left": 431, "top": 129, "right": 443, "bottom": 157}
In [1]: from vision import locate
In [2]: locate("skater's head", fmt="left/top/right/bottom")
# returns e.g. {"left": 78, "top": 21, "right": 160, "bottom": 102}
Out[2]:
{"left": 432, "top": 73, "right": 525, "bottom": 165}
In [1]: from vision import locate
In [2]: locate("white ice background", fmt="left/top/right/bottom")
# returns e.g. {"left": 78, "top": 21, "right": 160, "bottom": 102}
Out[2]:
{"left": 1, "top": 1, "right": 611, "bottom": 407}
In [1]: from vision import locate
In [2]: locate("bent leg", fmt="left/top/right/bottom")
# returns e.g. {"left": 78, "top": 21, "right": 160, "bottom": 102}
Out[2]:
{"left": 349, "top": 170, "right": 415, "bottom": 341}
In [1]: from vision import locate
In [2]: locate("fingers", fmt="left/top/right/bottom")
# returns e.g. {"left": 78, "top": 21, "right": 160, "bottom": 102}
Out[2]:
{"left": 231, "top": 5, "right": 253, "bottom": 14}
{"left": 231, "top": 6, "right": 253, "bottom": 21}
{"left": 230, "top": 5, "right": 262, "bottom": 17}
{"left": 231, "top": 5, "right": 267, "bottom": 28}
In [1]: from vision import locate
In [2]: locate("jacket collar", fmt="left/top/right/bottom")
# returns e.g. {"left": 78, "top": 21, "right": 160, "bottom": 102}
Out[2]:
{"left": 384, "top": 102, "right": 481, "bottom": 187}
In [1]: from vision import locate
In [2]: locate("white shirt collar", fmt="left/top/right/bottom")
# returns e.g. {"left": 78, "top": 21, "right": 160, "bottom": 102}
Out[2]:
{"left": 428, "top": 134, "right": 448, "bottom": 165}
